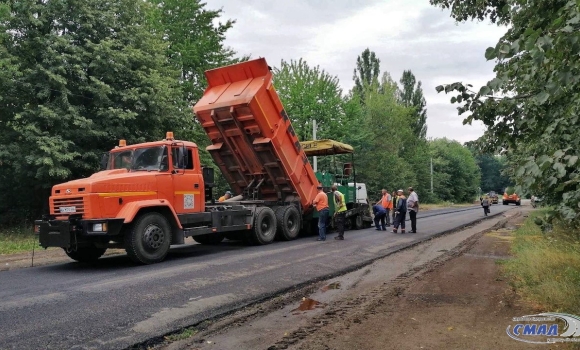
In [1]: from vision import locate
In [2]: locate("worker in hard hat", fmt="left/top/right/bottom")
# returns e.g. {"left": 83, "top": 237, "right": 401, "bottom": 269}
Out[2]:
{"left": 218, "top": 191, "right": 232, "bottom": 202}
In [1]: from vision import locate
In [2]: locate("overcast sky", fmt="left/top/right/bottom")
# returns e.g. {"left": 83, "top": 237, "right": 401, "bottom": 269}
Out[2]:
{"left": 203, "top": 0, "right": 507, "bottom": 143}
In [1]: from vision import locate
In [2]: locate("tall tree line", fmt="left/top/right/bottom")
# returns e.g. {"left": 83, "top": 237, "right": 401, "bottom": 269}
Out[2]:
{"left": 0, "top": 0, "right": 239, "bottom": 225}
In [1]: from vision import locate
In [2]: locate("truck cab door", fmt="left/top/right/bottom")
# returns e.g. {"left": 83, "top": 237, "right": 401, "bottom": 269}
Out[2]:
{"left": 172, "top": 146, "right": 203, "bottom": 213}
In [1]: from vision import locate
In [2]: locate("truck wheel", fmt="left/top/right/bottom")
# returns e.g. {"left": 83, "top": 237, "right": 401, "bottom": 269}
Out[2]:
{"left": 193, "top": 233, "right": 225, "bottom": 245}
{"left": 354, "top": 215, "right": 364, "bottom": 230}
{"left": 248, "top": 207, "right": 277, "bottom": 245}
{"left": 344, "top": 218, "right": 353, "bottom": 231}
{"left": 64, "top": 246, "right": 107, "bottom": 263}
{"left": 125, "top": 212, "right": 171, "bottom": 264}
{"left": 275, "top": 205, "right": 301, "bottom": 241}
{"left": 516, "top": 201, "right": 521, "bottom": 206}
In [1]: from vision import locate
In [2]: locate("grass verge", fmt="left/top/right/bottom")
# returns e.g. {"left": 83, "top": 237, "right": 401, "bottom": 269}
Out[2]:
{"left": 502, "top": 209, "right": 580, "bottom": 315}
{"left": 0, "top": 226, "right": 36, "bottom": 255}
{"left": 164, "top": 328, "right": 198, "bottom": 342}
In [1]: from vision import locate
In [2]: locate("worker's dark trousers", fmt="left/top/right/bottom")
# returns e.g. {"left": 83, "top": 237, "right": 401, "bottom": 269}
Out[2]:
{"left": 385, "top": 208, "right": 391, "bottom": 226}
{"left": 409, "top": 210, "right": 417, "bottom": 232}
{"left": 335, "top": 212, "right": 345, "bottom": 238}
{"left": 394, "top": 212, "right": 406, "bottom": 231}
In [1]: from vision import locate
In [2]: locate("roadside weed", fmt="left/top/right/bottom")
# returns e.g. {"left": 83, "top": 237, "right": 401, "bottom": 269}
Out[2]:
{"left": 503, "top": 209, "right": 580, "bottom": 315}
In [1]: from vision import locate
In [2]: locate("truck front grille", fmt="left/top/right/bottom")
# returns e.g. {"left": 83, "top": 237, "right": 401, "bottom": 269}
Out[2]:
{"left": 52, "top": 197, "right": 85, "bottom": 216}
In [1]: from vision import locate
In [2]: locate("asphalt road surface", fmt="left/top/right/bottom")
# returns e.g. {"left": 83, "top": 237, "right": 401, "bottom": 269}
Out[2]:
{"left": 0, "top": 204, "right": 515, "bottom": 350}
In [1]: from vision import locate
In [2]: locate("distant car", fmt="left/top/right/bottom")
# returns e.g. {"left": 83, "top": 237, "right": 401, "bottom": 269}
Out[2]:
{"left": 503, "top": 189, "right": 521, "bottom": 206}
{"left": 488, "top": 191, "right": 499, "bottom": 204}
{"left": 531, "top": 195, "right": 543, "bottom": 208}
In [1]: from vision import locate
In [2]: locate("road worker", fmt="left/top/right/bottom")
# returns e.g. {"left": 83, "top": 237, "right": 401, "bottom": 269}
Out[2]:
{"left": 313, "top": 184, "right": 329, "bottom": 241}
{"left": 218, "top": 191, "right": 232, "bottom": 202}
{"left": 377, "top": 189, "right": 393, "bottom": 226}
{"left": 331, "top": 185, "right": 347, "bottom": 240}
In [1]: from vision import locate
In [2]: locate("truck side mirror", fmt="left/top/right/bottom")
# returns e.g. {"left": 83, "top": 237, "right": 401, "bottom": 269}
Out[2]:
{"left": 203, "top": 167, "right": 215, "bottom": 201}
{"left": 181, "top": 145, "right": 188, "bottom": 168}
{"left": 100, "top": 153, "right": 109, "bottom": 170}
{"left": 177, "top": 146, "right": 188, "bottom": 169}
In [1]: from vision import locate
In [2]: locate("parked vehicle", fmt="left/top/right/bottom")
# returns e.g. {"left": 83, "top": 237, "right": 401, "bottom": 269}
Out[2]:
{"left": 34, "top": 58, "right": 370, "bottom": 264}
{"left": 488, "top": 191, "right": 499, "bottom": 204}
{"left": 531, "top": 195, "right": 543, "bottom": 208}
{"left": 300, "top": 139, "right": 372, "bottom": 231}
{"left": 503, "top": 188, "right": 521, "bottom": 205}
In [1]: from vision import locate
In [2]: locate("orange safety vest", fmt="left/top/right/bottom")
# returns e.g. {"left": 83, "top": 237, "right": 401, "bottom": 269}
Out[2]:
{"left": 381, "top": 194, "right": 393, "bottom": 209}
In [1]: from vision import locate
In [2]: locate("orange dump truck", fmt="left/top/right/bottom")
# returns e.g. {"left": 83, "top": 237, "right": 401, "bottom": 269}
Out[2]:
{"left": 35, "top": 58, "right": 321, "bottom": 264}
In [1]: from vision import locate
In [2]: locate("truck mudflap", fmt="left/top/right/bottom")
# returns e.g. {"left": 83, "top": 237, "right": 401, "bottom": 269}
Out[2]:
{"left": 36, "top": 220, "right": 72, "bottom": 248}
{"left": 35, "top": 218, "right": 125, "bottom": 248}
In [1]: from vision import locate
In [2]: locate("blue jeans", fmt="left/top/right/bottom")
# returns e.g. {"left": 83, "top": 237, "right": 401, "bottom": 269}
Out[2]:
{"left": 374, "top": 213, "right": 386, "bottom": 230}
{"left": 318, "top": 209, "right": 329, "bottom": 240}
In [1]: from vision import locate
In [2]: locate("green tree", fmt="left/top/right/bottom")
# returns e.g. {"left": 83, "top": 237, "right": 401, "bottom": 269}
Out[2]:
{"left": 143, "top": 0, "right": 248, "bottom": 192}
{"left": 0, "top": 0, "right": 190, "bottom": 223}
{"left": 398, "top": 70, "right": 427, "bottom": 139}
{"left": 273, "top": 58, "right": 345, "bottom": 142}
{"left": 144, "top": 0, "right": 242, "bottom": 103}
{"left": 432, "top": 0, "right": 580, "bottom": 224}
{"left": 352, "top": 74, "right": 416, "bottom": 197}
{"left": 430, "top": 138, "right": 481, "bottom": 202}
{"left": 352, "top": 48, "right": 381, "bottom": 101}
{"left": 476, "top": 154, "right": 510, "bottom": 193}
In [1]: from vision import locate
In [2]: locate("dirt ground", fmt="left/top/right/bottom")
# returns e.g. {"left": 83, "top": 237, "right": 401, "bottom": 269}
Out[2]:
{"left": 157, "top": 206, "right": 572, "bottom": 350}
{"left": 286, "top": 209, "right": 557, "bottom": 350}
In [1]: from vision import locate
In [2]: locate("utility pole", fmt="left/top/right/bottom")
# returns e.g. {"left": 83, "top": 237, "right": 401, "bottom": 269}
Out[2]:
{"left": 430, "top": 157, "right": 434, "bottom": 193}
{"left": 313, "top": 119, "right": 317, "bottom": 172}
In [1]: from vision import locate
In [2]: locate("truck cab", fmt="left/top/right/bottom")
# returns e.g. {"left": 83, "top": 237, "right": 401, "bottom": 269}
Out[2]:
{"left": 102, "top": 134, "right": 206, "bottom": 214}
{"left": 35, "top": 132, "right": 219, "bottom": 264}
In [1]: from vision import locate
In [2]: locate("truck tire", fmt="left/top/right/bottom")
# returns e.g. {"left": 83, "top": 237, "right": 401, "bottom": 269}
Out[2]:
{"left": 193, "top": 233, "right": 225, "bottom": 245}
{"left": 354, "top": 215, "right": 364, "bottom": 230}
{"left": 64, "top": 246, "right": 107, "bottom": 263}
{"left": 125, "top": 212, "right": 171, "bottom": 264}
{"left": 275, "top": 205, "right": 301, "bottom": 241}
{"left": 516, "top": 201, "right": 521, "bottom": 206}
{"left": 344, "top": 218, "right": 353, "bottom": 231}
{"left": 247, "top": 207, "right": 276, "bottom": 245}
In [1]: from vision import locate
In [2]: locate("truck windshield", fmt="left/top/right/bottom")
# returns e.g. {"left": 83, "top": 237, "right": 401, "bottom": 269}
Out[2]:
{"left": 108, "top": 146, "right": 168, "bottom": 172}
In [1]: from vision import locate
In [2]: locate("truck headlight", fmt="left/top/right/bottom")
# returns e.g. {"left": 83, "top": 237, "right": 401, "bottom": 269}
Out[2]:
{"left": 92, "top": 223, "right": 108, "bottom": 232}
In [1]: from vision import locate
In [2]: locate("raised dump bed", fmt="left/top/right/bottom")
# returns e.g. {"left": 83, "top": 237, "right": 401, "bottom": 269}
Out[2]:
{"left": 193, "top": 58, "right": 319, "bottom": 212}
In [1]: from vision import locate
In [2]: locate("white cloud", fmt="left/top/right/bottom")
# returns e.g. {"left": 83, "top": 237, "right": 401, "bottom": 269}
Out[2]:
{"left": 204, "top": 0, "right": 508, "bottom": 143}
